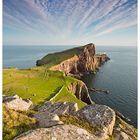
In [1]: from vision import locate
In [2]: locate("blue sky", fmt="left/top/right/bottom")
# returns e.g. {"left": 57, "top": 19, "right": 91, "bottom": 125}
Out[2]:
{"left": 3, "top": 0, "right": 137, "bottom": 46}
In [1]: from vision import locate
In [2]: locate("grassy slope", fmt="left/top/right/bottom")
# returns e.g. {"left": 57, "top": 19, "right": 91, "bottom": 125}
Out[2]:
{"left": 3, "top": 67, "right": 86, "bottom": 108}
{"left": 37, "top": 45, "right": 85, "bottom": 67}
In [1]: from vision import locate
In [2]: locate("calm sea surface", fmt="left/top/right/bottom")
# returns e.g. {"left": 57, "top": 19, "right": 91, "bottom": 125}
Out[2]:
{"left": 3, "top": 45, "right": 137, "bottom": 127}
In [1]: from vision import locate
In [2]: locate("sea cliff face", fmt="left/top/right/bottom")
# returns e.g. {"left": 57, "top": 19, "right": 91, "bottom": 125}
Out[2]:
{"left": 68, "top": 81, "right": 93, "bottom": 104}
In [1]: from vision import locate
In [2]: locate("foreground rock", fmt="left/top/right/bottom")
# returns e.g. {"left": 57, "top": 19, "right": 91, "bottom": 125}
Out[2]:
{"left": 14, "top": 125, "right": 97, "bottom": 140}
{"left": 38, "top": 101, "right": 78, "bottom": 115}
{"left": 76, "top": 104, "right": 116, "bottom": 139}
{"left": 34, "top": 112, "right": 63, "bottom": 127}
{"left": 113, "top": 116, "right": 137, "bottom": 140}
{"left": 35, "top": 102, "right": 78, "bottom": 127}
{"left": 3, "top": 95, "right": 33, "bottom": 111}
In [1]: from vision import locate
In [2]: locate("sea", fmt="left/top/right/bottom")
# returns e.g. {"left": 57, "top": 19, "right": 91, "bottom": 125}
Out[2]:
{"left": 3, "top": 45, "right": 137, "bottom": 127}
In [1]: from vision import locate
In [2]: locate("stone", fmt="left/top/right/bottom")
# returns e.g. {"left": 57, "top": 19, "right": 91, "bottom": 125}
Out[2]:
{"left": 34, "top": 112, "right": 63, "bottom": 127}
{"left": 38, "top": 101, "right": 52, "bottom": 112}
{"left": 35, "top": 102, "right": 79, "bottom": 127}
{"left": 65, "top": 102, "right": 78, "bottom": 115}
{"left": 38, "top": 102, "right": 78, "bottom": 116}
{"left": 3, "top": 95, "right": 33, "bottom": 111}
{"left": 115, "top": 132, "right": 133, "bottom": 140}
{"left": 76, "top": 104, "right": 116, "bottom": 139}
{"left": 14, "top": 125, "right": 98, "bottom": 140}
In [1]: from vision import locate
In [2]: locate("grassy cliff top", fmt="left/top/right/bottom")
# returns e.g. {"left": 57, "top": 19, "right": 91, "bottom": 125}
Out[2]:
{"left": 3, "top": 67, "right": 86, "bottom": 108}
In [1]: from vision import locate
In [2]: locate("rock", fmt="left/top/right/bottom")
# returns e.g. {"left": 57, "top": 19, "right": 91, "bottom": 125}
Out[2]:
{"left": 34, "top": 112, "right": 63, "bottom": 127}
{"left": 68, "top": 82, "right": 94, "bottom": 104}
{"left": 14, "top": 124, "right": 97, "bottom": 140}
{"left": 38, "top": 101, "right": 52, "bottom": 112}
{"left": 76, "top": 104, "right": 116, "bottom": 139}
{"left": 115, "top": 132, "right": 133, "bottom": 140}
{"left": 113, "top": 116, "right": 137, "bottom": 140}
{"left": 65, "top": 102, "right": 78, "bottom": 115}
{"left": 38, "top": 102, "right": 78, "bottom": 116}
{"left": 3, "top": 95, "right": 33, "bottom": 111}
{"left": 35, "top": 102, "right": 79, "bottom": 127}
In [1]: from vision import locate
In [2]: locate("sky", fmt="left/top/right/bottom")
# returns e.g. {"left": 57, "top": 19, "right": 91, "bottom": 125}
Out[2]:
{"left": 3, "top": 0, "right": 137, "bottom": 46}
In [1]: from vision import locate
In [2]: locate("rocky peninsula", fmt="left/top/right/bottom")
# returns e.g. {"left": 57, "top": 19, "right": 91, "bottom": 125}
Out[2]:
{"left": 37, "top": 43, "right": 110, "bottom": 76}
{"left": 3, "top": 43, "right": 137, "bottom": 140}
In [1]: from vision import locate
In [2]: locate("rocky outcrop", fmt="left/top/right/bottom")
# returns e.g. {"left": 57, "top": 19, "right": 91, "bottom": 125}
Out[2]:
{"left": 36, "top": 102, "right": 116, "bottom": 139}
{"left": 35, "top": 102, "right": 78, "bottom": 127}
{"left": 68, "top": 82, "right": 94, "bottom": 104}
{"left": 37, "top": 101, "right": 78, "bottom": 115}
{"left": 3, "top": 95, "right": 33, "bottom": 111}
{"left": 7, "top": 99, "right": 136, "bottom": 140}
{"left": 14, "top": 125, "right": 97, "bottom": 140}
{"left": 34, "top": 112, "right": 63, "bottom": 127}
{"left": 50, "top": 43, "right": 109, "bottom": 75}
{"left": 113, "top": 116, "right": 137, "bottom": 140}
{"left": 114, "top": 131, "right": 133, "bottom": 140}
{"left": 76, "top": 104, "right": 116, "bottom": 139}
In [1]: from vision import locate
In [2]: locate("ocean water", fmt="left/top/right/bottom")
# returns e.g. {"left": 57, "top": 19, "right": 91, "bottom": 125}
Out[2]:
{"left": 3, "top": 45, "right": 137, "bottom": 127}
{"left": 3, "top": 45, "right": 74, "bottom": 68}
{"left": 82, "top": 46, "right": 137, "bottom": 127}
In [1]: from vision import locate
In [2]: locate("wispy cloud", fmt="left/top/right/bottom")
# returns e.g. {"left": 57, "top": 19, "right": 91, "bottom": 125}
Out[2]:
{"left": 3, "top": 0, "right": 137, "bottom": 44}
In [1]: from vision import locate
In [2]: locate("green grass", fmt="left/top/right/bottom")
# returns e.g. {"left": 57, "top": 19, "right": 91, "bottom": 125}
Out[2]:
{"left": 51, "top": 86, "right": 86, "bottom": 109}
{"left": 3, "top": 105, "right": 37, "bottom": 140}
{"left": 3, "top": 67, "right": 86, "bottom": 108}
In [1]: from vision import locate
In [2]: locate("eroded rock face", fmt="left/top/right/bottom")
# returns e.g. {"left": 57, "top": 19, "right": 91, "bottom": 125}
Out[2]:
{"left": 76, "top": 104, "right": 116, "bottom": 139}
{"left": 3, "top": 95, "right": 33, "bottom": 111}
{"left": 68, "top": 82, "right": 94, "bottom": 104}
{"left": 14, "top": 125, "right": 97, "bottom": 140}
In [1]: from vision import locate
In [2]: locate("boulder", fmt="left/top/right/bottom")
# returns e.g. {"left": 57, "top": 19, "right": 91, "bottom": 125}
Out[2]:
{"left": 14, "top": 124, "right": 97, "bottom": 140}
{"left": 3, "top": 95, "right": 33, "bottom": 111}
{"left": 76, "top": 104, "right": 116, "bottom": 139}
{"left": 34, "top": 112, "right": 63, "bottom": 127}
{"left": 35, "top": 102, "right": 78, "bottom": 127}
{"left": 38, "top": 102, "right": 78, "bottom": 115}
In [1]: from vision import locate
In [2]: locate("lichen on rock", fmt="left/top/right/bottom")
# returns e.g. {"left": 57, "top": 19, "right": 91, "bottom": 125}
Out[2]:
{"left": 76, "top": 104, "right": 116, "bottom": 139}
{"left": 14, "top": 125, "right": 98, "bottom": 140}
{"left": 3, "top": 95, "right": 33, "bottom": 111}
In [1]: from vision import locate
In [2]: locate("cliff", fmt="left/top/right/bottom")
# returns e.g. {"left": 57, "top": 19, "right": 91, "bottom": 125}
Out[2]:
{"left": 36, "top": 43, "right": 110, "bottom": 75}
{"left": 68, "top": 81, "right": 94, "bottom": 104}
